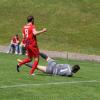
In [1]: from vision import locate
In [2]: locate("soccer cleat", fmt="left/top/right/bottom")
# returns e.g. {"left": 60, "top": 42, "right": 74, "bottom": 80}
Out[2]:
{"left": 17, "top": 64, "right": 20, "bottom": 72}
{"left": 31, "top": 73, "right": 35, "bottom": 76}
{"left": 72, "top": 65, "right": 80, "bottom": 73}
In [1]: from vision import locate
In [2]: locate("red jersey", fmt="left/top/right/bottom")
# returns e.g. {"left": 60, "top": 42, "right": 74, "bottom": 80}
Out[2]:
{"left": 22, "top": 38, "right": 26, "bottom": 45}
{"left": 11, "top": 36, "right": 20, "bottom": 44}
{"left": 22, "top": 23, "right": 37, "bottom": 47}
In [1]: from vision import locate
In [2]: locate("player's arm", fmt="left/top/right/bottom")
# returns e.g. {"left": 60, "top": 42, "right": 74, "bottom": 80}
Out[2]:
{"left": 40, "top": 52, "right": 55, "bottom": 63}
{"left": 10, "top": 40, "right": 13, "bottom": 44}
{"left": 39, "top": 52, "right": 48, "bottom": 60}
{"left": 22, "top": 33, "right": 25, "bottom": 39}
{"left": 16, "top": 40, "right": 20, "bottom": 44}
{"left": 33, "top": 28, "right": 47, "bottom": 35}
{"left": 11, "top": 40, "right": 16, "bottom": 45}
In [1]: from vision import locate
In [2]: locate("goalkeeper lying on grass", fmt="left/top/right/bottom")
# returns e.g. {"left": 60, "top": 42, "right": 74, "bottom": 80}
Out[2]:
{"left": 17, "top": 53, "right": 80, "bottom": 77}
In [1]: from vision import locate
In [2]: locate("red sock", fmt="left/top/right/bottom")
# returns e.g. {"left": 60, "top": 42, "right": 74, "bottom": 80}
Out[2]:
{"left": 29, "top": 60, "right": 38, "bottom": 74}
{"left": 19, "top": 58, "right": 31, "bottom": 66}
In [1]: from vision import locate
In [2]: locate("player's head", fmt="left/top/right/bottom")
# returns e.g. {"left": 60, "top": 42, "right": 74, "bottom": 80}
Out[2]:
{"left": 72, "top": 65, "right": 80, "bottom": 73}
{"left": 16, "top": 34, "right": 18, "bottom": 37}
{"left": 27, "top": 16, "right": 34, "bottom": 24}
{"left": 15, "top": 34, "right": 19, "bottom": 39}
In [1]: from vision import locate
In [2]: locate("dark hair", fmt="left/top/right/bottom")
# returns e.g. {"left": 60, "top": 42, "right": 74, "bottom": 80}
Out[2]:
{"left": 16, "top": 34, "right": 18, "bottom": 37}
{"left": 72, "top": 65, "right": 80, "bottom": 73}
{"left": 27, "top": 16, "right": 34, "bottom": 23}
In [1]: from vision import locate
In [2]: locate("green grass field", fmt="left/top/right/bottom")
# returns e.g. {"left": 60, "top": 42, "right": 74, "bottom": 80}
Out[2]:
{"left": 0, "top": 0, "right": 100, "bottom": 99}
{"left": 0, "top": 0, "right": 100, "bottom": 55}
{"left": 0, "top": 53, "right": 100, "bottom": 100}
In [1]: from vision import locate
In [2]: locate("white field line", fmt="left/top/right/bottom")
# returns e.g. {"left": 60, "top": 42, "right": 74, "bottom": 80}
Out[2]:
{"left": 0, "top": 80, "right": 100, "bottom": 89}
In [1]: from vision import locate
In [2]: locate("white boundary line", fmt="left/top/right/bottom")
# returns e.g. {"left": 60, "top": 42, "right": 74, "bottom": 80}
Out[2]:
{"left": 0, "top": 80, "right": 100, "bottom": 89}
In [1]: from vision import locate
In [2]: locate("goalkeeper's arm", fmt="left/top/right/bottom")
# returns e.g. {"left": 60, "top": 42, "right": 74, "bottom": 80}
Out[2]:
{"left": 39, "top": 52, "right": 48, "bottom": 60}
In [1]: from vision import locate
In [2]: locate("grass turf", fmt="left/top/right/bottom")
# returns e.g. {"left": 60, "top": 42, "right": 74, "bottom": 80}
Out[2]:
{"left": 0, "top": 53, "right": 100, "bottom": 100}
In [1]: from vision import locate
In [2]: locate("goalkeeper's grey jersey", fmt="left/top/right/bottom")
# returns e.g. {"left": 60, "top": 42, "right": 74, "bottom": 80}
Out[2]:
{"left": 46, "top": 58, "right": 72, "bottom": 76}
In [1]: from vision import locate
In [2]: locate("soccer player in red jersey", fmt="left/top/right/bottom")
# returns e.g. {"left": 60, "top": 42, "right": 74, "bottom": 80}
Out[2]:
{"left": 17, "top": 16, "right": 47, "bottom": 75}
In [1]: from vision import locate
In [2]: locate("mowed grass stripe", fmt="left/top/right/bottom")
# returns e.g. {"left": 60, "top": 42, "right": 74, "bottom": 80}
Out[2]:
{"left": 0, "top": 80, "right": 100, "bottom": 89}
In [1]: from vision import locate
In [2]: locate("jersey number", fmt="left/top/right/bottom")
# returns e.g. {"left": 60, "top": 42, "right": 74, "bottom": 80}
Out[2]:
{"left": 25, "top": 29, "right": 28, "bottom": 38}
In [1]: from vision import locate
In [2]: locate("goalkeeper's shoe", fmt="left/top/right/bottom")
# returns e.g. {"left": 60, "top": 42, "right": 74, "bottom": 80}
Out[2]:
{"left": 17, "top": 64, "right": 20, "bottom": 72}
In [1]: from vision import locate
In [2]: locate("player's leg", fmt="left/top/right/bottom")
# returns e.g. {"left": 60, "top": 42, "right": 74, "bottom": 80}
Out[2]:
{"left": 17, "top": 59, "right": 46, "bottom": 72}
{"left": 17, "top": 46, "right": 32, "bottom": 72}
{"left": 19, "top": 44, "right": 22, "bottom": 55}
{"left": 17, "top": 59, "right": 32, "bottom": 68}
{"left": 15, "top": 45, "right": 18, "bottom": 54}
{"left": 12, "top": 44, "right": 16, "bottom": 54}
{"left": 40, "top": 52, "right": 53, "bottom": 61}
{"left": 25, "top": 63, "right": 46, "bottom": 73}
{"left": 29, "top": 57, "right": 39, "bottom": 75}
{"left": 40, "top": 52, "right": 55, "bottom": 63}
{"left": 7, "top": 44, "right": 12, "bottom": 53}
{"left": 17, "top": 56, "right": 32, "bottom": 72}
{"left": 17, "top": 47, "right": 33, "bottom": 72}
{"left": 29, "top": 46, "right": 40, "bottom": 75}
